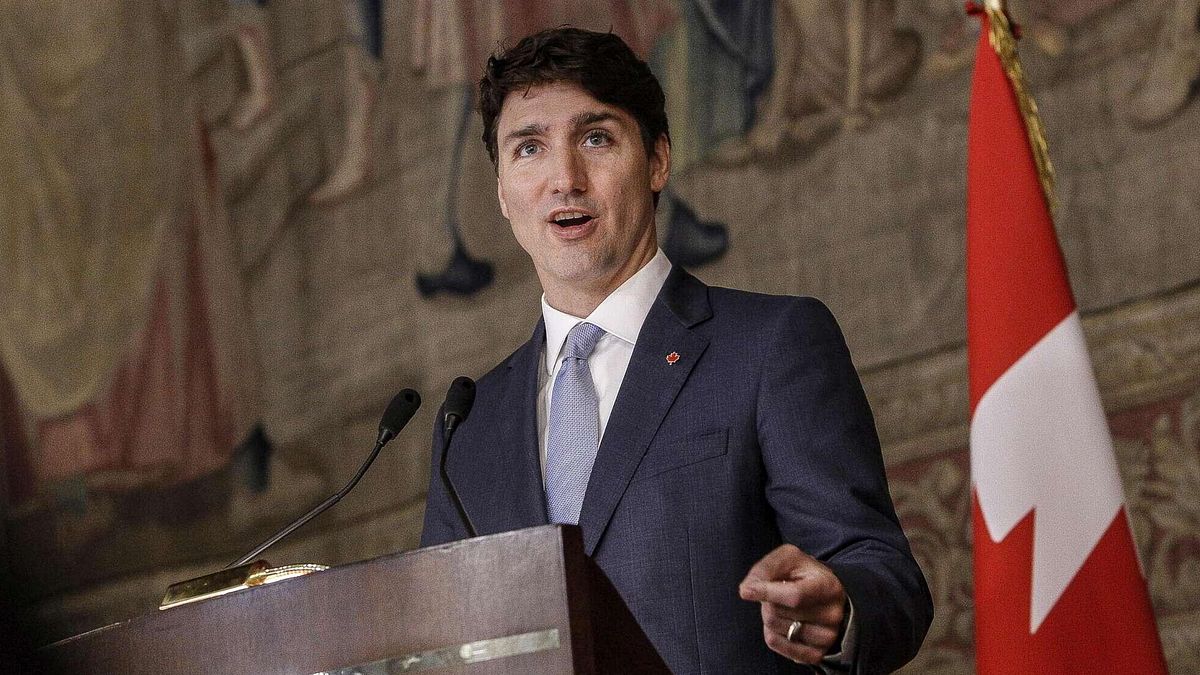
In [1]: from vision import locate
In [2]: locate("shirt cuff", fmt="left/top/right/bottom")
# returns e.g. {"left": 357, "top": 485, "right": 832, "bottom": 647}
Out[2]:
{"left": 820, "top": 595, "right": 858, "bottom": 671}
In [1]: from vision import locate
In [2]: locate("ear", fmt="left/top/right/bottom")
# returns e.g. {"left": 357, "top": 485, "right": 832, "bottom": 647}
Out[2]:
{"left": 497, "top": 174, "right": 509, "bottom": 220}
{"left": 649, "top": 134, "right": 670, "bottom": 193}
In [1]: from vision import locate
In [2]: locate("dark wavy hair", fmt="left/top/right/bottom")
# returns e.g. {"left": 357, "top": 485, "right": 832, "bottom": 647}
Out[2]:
{"left": 479, "top": 27, "right": 669, "bottom": 169}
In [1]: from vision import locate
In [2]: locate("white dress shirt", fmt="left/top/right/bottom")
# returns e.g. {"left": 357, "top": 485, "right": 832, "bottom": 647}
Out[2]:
{"left": 536, "top": 248, "right": 672, "bottom": 481}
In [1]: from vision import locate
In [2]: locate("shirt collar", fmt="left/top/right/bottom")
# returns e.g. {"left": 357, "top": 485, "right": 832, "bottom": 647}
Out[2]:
{"left": 541, "top": 248, "right": 672, "bottom": 373}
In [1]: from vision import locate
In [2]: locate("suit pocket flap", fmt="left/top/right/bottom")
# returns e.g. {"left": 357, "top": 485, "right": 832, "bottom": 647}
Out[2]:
{"left": 633, "top": 428, "right": 728, "bottom": 482}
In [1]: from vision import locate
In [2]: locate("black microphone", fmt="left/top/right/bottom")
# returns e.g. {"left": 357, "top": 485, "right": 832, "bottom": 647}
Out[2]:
{"left": 227, "top": 388, "right": 422, "bottom": 567}
{"left": 378, "top": 388, "right": 423, "bottom": 446}
{"left": 439, "top": 376, "right": 478, "bottom": 537}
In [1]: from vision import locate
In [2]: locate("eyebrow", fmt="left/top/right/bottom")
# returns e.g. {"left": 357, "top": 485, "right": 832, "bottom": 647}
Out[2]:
{"left": 501, "top": 111, "right": 621, "bottom": 149}
{"left": 571, "top": 111, "right": 618, "bottom": 128}
{"left": 502, "top": 123, "right": 546, "bottom": 148}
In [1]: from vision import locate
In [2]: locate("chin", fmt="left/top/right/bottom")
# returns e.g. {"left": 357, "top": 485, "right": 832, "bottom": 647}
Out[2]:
{"left": 545, "top": 248, "right": 605, "bottom": 275}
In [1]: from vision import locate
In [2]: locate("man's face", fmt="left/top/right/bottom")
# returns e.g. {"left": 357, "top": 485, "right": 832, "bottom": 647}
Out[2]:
{"left": 494, "top": 81, "right": 669, "bottom": 301}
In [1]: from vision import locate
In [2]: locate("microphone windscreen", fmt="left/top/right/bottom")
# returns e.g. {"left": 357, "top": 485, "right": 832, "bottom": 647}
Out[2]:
{"left": 444, "top": 376, "right": 476, "bottom": 423}
{"left": 379, "top": 388, "right": 422, "bottom": 438}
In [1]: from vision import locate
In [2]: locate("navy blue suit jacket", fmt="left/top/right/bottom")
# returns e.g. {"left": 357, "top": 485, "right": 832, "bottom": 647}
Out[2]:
{"left": 421, "top": 267, "right": 932, "bottom": 673}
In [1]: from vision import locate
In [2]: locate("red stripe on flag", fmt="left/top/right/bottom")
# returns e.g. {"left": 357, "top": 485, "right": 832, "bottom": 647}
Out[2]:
{"left": 972, "top": 498, "right": 1168, "bottom": 674}
{"left": 966, "top": 14, "right": 1075, "bottom": 414}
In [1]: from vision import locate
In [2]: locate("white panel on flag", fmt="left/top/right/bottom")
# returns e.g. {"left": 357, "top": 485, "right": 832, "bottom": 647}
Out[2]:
{"left": 971, "top": 312, "right": 1124, "bottom": 631}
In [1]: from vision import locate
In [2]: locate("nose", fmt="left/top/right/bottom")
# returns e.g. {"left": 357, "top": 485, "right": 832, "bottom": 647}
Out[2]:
{"left": 550, "top": 147, "right": 587, "bottom": 195}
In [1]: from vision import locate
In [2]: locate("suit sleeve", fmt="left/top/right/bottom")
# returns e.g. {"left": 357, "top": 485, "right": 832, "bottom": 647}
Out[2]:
{"left": 755, "top": 297, "right": 933, "bottom": 674}
{"left": 419, "top": 405, "right": 466, "bottom": 548}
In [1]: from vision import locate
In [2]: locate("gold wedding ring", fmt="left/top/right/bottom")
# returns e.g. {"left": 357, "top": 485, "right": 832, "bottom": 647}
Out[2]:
{"left": 786, "top": 620, "right": 804, "bottom": 643}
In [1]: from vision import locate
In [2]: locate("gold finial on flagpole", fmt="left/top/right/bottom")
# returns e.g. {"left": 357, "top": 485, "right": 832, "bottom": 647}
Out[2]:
{"left": 984, "top": 0, "right": 1006, "bottom": 11}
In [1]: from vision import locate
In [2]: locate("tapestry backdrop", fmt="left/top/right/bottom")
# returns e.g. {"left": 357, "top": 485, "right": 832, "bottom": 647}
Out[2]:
{"left": 1, "top": 1, "right": 1197, "bottom": 671}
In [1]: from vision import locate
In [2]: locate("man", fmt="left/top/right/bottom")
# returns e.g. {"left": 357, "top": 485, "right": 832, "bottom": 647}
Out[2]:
{"left": 421, "top": 28, "right": 932, "bottom": 673}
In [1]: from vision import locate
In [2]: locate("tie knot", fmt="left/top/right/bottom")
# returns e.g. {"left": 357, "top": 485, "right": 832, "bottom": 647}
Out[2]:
{"left": 563, "top": 322, "right": 605, "bottom": 360}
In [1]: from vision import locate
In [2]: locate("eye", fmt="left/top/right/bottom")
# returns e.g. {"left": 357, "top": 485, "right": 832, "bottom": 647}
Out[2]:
{"left": 583, "top": 130, "right": 612, "bottom": 147}
{"left": 516, "top": 141, "right": 540, "bottom": 157}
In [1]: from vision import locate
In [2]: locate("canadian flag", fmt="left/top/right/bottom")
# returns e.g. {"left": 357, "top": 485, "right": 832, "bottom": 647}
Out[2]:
{"left": 966, "top": 5, "right": 1168, "bottom": 674}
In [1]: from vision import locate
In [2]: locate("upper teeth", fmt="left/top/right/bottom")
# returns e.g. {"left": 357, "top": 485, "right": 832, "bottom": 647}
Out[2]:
{"left": 555, "top": 212, "right": 587, "bottom": 222}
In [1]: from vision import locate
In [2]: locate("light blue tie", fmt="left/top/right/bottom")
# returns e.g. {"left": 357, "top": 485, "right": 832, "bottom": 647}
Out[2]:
{"left": 545, "top": 321, "right": 606, "bottom": 525}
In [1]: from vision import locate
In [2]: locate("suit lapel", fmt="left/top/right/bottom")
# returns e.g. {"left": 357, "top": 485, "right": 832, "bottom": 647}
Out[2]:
{"left": 576, "top": 268, "right": 712, "bottom": 554}
{"left": 451, "top": 321, "right": 549, "bottom": 534}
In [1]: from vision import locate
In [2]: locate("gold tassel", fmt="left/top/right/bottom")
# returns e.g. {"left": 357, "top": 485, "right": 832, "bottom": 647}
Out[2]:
{"left": 985, "top": 6, "right": 1059, "bottom": 213}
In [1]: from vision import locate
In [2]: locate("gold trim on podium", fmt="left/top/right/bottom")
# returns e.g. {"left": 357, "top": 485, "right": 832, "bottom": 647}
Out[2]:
{"left": 313, "top": 629, "right": 562, "bottom": 674}
{"left": 160, "top": 561, "right": 329, "bottom": 609}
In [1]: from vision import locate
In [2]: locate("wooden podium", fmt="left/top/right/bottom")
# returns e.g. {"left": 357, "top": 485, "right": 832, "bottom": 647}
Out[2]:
{"left": 41, "top": 525, "right": 668, "bottom": 674}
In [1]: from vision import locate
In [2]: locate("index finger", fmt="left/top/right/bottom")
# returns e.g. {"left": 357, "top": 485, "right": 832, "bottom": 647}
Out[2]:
{"left": 740, "top": 575, "right": 832, "bottom": 611}
{"left": 741, "top": 544, "right": 803, "bottom": 584}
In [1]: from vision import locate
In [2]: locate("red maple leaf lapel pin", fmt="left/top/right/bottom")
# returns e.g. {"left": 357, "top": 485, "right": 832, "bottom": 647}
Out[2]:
{"left": 665, "top": 351, "right": 680, "bottom": 365}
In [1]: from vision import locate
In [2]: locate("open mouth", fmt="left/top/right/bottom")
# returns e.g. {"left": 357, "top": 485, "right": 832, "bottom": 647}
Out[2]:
{"left": 551, "top": 212, "right": 595, "bottom": 228}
